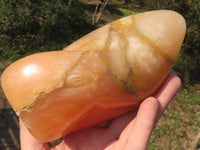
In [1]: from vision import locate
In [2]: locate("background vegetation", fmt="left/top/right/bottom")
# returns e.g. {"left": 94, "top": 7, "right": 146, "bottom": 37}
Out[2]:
{"left": 0, "top": 0, "right": 199, "bottom": 149}
{"left": 0, "top": 0, "right": 199, "bottom": 83}
{"left": 0, "top": 0, "right": 95, "bottom": 60}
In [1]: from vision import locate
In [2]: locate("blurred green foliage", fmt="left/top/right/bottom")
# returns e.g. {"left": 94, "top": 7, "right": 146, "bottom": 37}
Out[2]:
{"left": 0, "top": 0, "right": 199, "bottom": 82}
{"left": 159, "top": 0, "right": 200, "bottom": 83}
{"left": 0, "top": 0, "right": 95, "bottom": 60}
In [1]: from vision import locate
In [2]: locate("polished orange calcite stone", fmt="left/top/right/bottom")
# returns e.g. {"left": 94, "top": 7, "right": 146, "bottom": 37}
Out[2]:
{"left": 20, "top": 71, "right": 140, "bottom": 142}
{"left": 1, "top": 10, "right": 186, "bottom": 142}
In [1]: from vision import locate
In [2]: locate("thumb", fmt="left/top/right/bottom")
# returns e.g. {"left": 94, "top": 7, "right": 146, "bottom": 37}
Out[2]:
{"left": 20, "top": 119, "right": 49, "bottom": 150}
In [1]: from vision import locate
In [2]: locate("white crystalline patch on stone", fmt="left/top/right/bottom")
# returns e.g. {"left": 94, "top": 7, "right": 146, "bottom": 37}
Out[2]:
{"left": 106, "top": 32, "right": 130, "bottom": 80}
{"left": 127, "top": 36, "right": 159, "bottom": 73}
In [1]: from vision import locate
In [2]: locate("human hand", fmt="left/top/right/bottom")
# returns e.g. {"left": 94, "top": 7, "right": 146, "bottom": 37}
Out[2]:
{"left": 20, "top": 70, "right": 181, "bottom": 150}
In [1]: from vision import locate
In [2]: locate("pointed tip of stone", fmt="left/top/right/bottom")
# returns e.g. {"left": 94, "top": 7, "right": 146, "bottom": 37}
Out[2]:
{"left": 133, "top": 10, "right": 186, "bottom": 61}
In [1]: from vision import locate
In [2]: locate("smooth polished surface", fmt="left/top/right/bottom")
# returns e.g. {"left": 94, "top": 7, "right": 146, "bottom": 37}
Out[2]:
{"left": 1, "top": 10, "right": 186, "bottom": 142}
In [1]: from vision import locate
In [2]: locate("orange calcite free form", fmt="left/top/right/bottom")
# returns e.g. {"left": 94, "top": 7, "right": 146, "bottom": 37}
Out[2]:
{"left": 1, "top": 10, "right": 186, "bottom": 142}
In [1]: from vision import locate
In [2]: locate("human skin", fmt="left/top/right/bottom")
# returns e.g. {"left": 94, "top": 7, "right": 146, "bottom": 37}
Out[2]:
{"left": 20, "top": 70, "right": 181, "bottom": 150}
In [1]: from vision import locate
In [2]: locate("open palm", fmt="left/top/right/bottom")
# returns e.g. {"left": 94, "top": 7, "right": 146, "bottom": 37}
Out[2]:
{"left": 20, "top": 71, "right": 181, "bottom": 150}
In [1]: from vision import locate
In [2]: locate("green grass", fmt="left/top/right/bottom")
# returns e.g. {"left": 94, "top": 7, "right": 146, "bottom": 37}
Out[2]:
{"left": 149, "top": 85, "right": 200, "bottom": 150}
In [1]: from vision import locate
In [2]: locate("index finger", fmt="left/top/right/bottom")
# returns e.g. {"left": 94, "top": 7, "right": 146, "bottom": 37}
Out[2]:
{"left": 155, "top": 70, "right": 182, "bottom": 118}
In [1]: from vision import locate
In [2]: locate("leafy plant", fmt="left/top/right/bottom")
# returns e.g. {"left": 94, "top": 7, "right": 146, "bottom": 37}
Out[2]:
{"left": 0, "top": 0, "right": 95, "bottom": 61}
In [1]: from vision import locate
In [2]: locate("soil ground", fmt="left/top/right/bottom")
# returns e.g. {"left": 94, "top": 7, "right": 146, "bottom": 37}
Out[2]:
{"left": 0, "top": 65, "right": 20, "bottom": 150}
